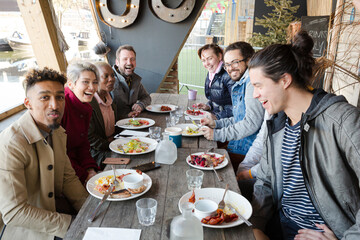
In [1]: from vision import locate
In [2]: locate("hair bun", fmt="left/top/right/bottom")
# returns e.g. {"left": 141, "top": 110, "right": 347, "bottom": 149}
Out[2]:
{"left": 292, "top": 30, "right": 314, "bottom": 56}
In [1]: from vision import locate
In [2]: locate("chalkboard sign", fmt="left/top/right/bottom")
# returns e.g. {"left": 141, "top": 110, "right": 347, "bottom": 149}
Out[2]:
{"left": 301, "top": 16, "right": 329, "bottom": 58}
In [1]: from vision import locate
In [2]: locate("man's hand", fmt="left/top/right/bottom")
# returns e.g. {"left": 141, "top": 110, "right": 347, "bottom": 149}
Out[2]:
{"left": 253, "top": 229, "right": 270, "bottom": 240}
{"left": 295, "top": 224, "right": 337, "bottom": 240}
{"left": 132, "top": 103, "right": 142, "bottom": 112}
{"left": 196, "top": 103, "right": 210, "bottom": 111}
{"left": 128, "top": 110, "right": 140, "bottom": 118}
{"left": 200, "top": 127, "right": 214, "bottom": 140}
{"left": 200, "top": 116, "right": 216, "bottom": 128}
{"left": 236, "top": 170, "right": 252, "bottom": 181}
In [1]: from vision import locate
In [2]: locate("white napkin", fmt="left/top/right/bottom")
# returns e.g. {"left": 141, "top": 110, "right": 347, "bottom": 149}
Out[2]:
{"left": 83, "top": 227, "right": 141, "bottom": 240}
{"left": 115, "top": 130, "right": 149, "bottom": 137}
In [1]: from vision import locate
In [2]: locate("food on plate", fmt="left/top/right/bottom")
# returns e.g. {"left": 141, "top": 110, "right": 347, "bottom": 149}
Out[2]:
{"left": 183, "top": 126, "right": 199, "bottom": 135}
{"left": 94, "top": 173, "right": 130, "bottom": 194}
{"left": 189, "top": 190, "right": 196, "bottom": 203}
{"left": 118, "top": 139, "right": 150, "bottom": 153}
{"left": 128, "top": 185, "right": 146, "bottom": 194}
{"left": 111, "top": 189, "right": 132, "bottom": 199}
{"left": 126, "top": 119, "right": 150, "bottom": 127}
{"left": 186, "top": 109, "right": 204, "bottom": 116}
{"left": 188, "top": 192, "right": 239, "bottom": 225}
{"left": 161, "top": 105, "right": 172, "bottom": 111}
{"left": 201, "top": 209, "right": 238, "bottom": 225}
{"left": 188, "top": 153, "right": 225, "bottom": 167}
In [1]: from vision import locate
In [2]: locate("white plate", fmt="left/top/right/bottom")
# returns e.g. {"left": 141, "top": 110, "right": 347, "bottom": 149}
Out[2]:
{"left": 146, "top": 104, "right": 177, "bottom": 113}
{"left": 116, "top": 118, "right": 155, "bottom": 129}
{"left": 186, "top": 152, "right": 228, "bottom": 170}
{"left": 87, "top": 169, "right": 152, "bottom": 201}
{"left": 178, "top": 188, "right": 252, "bottom": 228}
{"left": 184, "top": 110, "right": 207, "bottom": 120}
{"left": 109, "top": 137, "right": 158, "bottom": 155}
{"left": 175, "top": 124, "right": 203, "bottom": 137}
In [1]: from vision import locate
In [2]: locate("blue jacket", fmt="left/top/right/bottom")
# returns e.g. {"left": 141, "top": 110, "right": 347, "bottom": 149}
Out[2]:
{"left": 227, "top": 72, "right": 259, "bottom": 155}
{"left": 214, "top": 70, "right": 264, "bottom": 155}
{"left": 204, "top": 65, "right": 235, "bottom": 119}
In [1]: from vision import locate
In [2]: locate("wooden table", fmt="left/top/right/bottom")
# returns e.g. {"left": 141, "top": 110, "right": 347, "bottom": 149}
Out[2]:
{"left": 65, "top": 148, "right": 255, "bottom": 240}
{"left": 65, "top": 93, "right": 254, "bottom": 239}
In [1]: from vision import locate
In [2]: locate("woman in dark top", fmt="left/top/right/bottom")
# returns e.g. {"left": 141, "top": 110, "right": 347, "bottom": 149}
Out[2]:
{"left": 196, "top": 43, "right": 235, "bottom": 119}
{"left": 88, "top": 62, "right": 118, "bottom": 168}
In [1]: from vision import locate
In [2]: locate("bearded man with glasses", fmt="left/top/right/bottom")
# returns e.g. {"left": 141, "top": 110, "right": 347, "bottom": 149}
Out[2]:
{"left": 201, "top": 42, "right": 264, "bottom": 172}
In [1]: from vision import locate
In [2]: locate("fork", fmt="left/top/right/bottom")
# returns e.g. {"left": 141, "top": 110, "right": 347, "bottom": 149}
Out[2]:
{"left": 111, "top": 165, "right": 120, "bottom": 189}
{"left": 218, "top": 184, "right": 229, "bottom": 210}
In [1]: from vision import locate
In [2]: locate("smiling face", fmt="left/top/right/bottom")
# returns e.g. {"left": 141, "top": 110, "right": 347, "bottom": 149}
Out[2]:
{"left": 250, "top": 67, "right": 288, "bottom": 115}
{"left": 68, "top": 70, "right": 98, "bottom": 103}
{"left": 201, "top": 49, "right": 222, "bottom": 73}
{"left": 223, "top": 49, "right": 248, "bottom": 81}
{"left": 98, "top": 65, "right": 115, "bottom": 93}
{"left": 116, "top": 49, "right": 136, "bottom": 76}
{"left": 24, "top": 80, "right": 65, "bottom": 132}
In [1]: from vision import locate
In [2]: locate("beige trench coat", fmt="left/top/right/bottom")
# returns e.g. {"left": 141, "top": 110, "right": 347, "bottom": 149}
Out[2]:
{"left": 0, "top": 111, "right": 88, "bottom": 240}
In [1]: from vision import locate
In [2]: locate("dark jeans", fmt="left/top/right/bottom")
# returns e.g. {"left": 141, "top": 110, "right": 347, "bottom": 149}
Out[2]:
{"left": 279, "top": 210, "right": 302, "bottom": 240}
{"left": 238, "top": 178, "right": 256, "bottom": 201}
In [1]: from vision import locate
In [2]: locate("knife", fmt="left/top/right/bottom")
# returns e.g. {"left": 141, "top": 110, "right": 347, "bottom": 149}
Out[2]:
{"left": 227, "top": 204, "right": 252, "bottom": 226}
{"left": 88, "top": 183, "right": 115, "bottom": 222}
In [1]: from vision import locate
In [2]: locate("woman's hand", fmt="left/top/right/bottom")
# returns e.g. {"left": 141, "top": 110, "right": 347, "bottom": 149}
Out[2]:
{"left": 128, "top": 110, "right": 140, "bottom": 118}
{"left": 85, "top": 168, "right": 97, "bottom": 183}
{"left": 196, "top": 103, "right": 210, "bottom": 111}
{"left": 294, "top": 224, "right": 337, "bottom": 240}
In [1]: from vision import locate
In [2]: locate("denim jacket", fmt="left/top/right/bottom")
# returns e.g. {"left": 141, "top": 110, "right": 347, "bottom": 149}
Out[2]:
{"left": 226, "top": 73, "right": 259, "bottom": 154}
{"left": 214, "top": 70, "right": 264, "bottom": 155}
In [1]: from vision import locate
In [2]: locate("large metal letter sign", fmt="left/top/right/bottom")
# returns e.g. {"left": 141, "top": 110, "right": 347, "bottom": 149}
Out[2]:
{"left": 96, "top": 0, "right": 140, "bottom": 28}
{"left": 96, "top": 0, "right": 195, "bottom": 28}
{"left": 150, "top": 0, "right": 196, "bottom": 23}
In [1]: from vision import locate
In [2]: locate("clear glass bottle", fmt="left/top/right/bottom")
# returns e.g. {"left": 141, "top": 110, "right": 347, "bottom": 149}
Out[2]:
{"left": 155, "top": 132, "right": 177, "bottom": 164}
{"left": 170, "top": 202, "right": 203, "bottom": 240}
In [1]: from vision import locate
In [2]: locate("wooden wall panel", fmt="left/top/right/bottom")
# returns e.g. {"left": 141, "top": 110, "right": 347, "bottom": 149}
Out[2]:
{"left": 307, "top": 0, "right": 333, "bottom": 16}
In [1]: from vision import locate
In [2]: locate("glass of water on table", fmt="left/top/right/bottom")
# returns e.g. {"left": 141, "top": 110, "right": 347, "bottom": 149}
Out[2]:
{"left": 136, "top": 198, "right": 157, "bottom": 226}
{"left": 186, "top": 169, "right": 204, "bottom": 190}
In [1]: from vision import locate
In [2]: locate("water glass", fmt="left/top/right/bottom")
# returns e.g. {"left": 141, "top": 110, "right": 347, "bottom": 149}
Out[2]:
{"left": 170, "top": 111, "right": 180, "bottom": 125}
{"left": 149, "top": 126, "right": 161, "bottom": 141}
{"left": 175, "top": 106, "right": 184, "bottom": 120}
{"left": 186, "top": 169, "right": 204, "bottom": 190}
{"left": 166, "top": 116, "right": 175, "bottom": 127}
{"left": 136, "top": 198, "right": 157, "bottom": 226}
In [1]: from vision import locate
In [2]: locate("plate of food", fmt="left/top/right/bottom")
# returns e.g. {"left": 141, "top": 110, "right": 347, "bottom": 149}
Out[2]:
{"left": 186, "top": 152, "right": 228, "bottom": 170}
{"left": 179, "top": 188, "right": 252, "bottom": 228}
{"left": 116, "top": 118, "right": 155, "bottom": 129}
{"left": 146, "top": 104, "right": 177, "bottom": 113}
{"left": 87, "top": 169, "right": 152, "bottom": 201}
{"left": 184, "top": 109, "right": 207, "bottom": 120}
{"left": 109, "top": 137, "right": 158, "bottom": 155}
{"left": 175, "top": 124, "right": 203, "bottom": 137}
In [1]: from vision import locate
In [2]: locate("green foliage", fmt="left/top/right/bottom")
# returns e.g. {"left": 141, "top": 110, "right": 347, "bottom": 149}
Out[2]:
{"left": 249, "top": 0, "right": 299, "bottom": 47}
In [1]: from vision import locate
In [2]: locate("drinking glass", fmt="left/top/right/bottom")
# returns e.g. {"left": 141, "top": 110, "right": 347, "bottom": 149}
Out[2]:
{"left": 175, "top": 106, "right": 184, "bottom": 122}
{"left": 170, "top": 111, "right": 180, "bottom": 125}
{"left": 166, "top": 116, "right": 175, "bottom": 127}
{"left": 149, "top": 126, "right": 161, "bottom": 141}
{"left": 186, "top": 169, "right": 204, "bottom": 190}
{"left": 136, "top": 198, "right": 157, "bottom": 226}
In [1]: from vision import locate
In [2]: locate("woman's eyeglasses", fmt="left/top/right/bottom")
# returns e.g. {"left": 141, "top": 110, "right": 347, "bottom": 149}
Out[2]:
{"left": 223, "top": 58, "right": 247, "bottom": 70}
